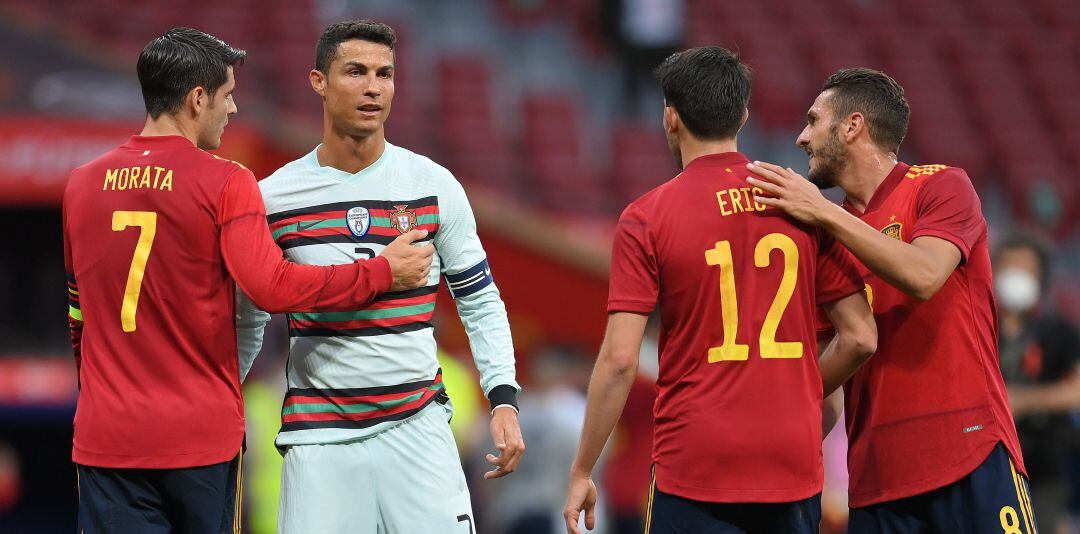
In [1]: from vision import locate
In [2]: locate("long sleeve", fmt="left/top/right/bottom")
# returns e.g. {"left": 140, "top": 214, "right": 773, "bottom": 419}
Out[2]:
{"left": 218, "top": 168, "right": 393, "bottom": 314}
{"left": 236, "top": 288, "right": 270, "bottom": 382}
{"left": 436, "top": 177, "right": 519, "bottom": 402}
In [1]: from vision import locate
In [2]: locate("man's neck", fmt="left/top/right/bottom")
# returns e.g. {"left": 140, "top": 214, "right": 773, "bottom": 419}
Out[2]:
{"left": 139, "top": 115, "right": 198, "bottom": 147}
{"left": 837, "top": 148, "right": 898, "bottom": 212}
{"left": 317, "top": 127, "right": 386, "bottom": 174}
{"left": 679, "top": 137, "right": 739, "bottom": 169}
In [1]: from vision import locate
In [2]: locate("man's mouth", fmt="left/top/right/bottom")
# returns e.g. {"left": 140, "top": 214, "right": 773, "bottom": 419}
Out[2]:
{"left": 357, "top": 104, "right": 382, "bottom": 117}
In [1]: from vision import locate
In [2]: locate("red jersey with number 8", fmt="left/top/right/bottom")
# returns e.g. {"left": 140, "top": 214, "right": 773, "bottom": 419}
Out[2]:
{"left": 63, "top": 135, "right": 392, "bottom": 469}
{"left": 607, "top": 152, "right": 863, "bottom": 502}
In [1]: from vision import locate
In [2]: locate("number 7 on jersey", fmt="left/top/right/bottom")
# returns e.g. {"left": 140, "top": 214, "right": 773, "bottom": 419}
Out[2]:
{"left": 112, "top": 211, "right": 157, "bottom": 332}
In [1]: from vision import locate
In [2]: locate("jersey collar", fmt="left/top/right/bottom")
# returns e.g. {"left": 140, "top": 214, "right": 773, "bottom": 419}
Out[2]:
{"left": 843, "top": 161, "right": 910, "bottom": 216}
{"left": 122, "top": 135, "right": 196, "bottom": 150}
{"left": 683, "top": 151, "right": 750, "bottom": 172}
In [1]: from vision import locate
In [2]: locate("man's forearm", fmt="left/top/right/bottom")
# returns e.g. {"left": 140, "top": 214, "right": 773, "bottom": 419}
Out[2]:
{"left": 819, "top": 332, "right": 871, "bottom": 396}
{"left": 820, "top": 205, "right": 941, "bottom": 299}
{"left": 823, "top": 389, "right": 844, "bottom": 437}
{"left": 570, "top": 352, "right": 637, "bottom": 477}
{"left": 454, "top": 289, "right": 519, "bottom": 400}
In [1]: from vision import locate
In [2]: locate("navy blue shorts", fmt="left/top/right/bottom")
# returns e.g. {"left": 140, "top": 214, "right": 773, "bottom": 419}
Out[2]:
{"left": 849, "top": 442, "right": 1037, "bottom": 534}
{"left": 645, "top": 477, "right": 822, "bottom": 534}
{"left": 77, "top": 453, "right": 242, "bottom": 534}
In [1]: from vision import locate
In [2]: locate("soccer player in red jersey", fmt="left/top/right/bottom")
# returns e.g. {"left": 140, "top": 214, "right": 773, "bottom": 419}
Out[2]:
{"left": 63, "top": 28, "right": 433, "bottom": 533}
{"left": 563, "top": 47, "right": 878, "bottom": 534}
{"left": 747, "top": 68, "right": 1037, "bottom": 533}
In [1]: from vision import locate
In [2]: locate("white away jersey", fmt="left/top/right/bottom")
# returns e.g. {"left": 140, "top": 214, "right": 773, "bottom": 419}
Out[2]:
{"left": 240, "top": 142, "right": 518, "bottom": 447}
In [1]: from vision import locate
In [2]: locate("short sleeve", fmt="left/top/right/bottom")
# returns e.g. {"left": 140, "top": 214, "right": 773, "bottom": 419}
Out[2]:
{"left": 607, "top": 203, "right": 659, "bottom": 314}
{"left": 814, "top": 231, "right": 863, "bottom": 305}
{"left": 909, "top": 169, "right": 985, "bottom": 262}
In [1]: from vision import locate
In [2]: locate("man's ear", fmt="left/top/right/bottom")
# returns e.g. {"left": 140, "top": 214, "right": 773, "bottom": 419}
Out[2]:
{"left": 185, "top": 86, "right": 208, "bottom": 119}
{"left": 663, "top": 105, "right": 679, "bottom": 135}
{"left": 844, "top": 112, "right": 866, "bottom": 143}
{"left": 310, "top": 69, "right": 327, "bottom": 98}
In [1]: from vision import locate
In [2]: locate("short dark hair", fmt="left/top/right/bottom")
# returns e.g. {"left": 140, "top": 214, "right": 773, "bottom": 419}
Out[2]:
{"left": 137, "top": 27, "right": 246, "bottom": 119}
{"left": 821, "top": 68, "right": 910, "bottom": 154}
{"left": 316, "top": 20, "right": 397, "bottom": 73}
{"left": 654, "top": 47, "right": 751, "bottom": 140}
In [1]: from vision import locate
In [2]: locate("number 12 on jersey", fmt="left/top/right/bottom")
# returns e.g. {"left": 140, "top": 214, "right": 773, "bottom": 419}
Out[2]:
{"left": 704, "top": 233, "right": 803, "bottom": 362}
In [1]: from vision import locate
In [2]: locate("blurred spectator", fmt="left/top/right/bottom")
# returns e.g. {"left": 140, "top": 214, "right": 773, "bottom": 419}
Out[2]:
{"left": 479, "top": 345, "right": 590, "bottom": 534}
{"left": 995, "top": 233, "right": 1080, "bottom": 534}
{"left": 601, "top": 0, "right": 685, "bottom": 118}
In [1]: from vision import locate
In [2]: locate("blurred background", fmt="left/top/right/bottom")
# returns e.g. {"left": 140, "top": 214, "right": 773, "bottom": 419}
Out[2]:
{"left": 0, "top": 0, "right": 1076, "bottom": 532}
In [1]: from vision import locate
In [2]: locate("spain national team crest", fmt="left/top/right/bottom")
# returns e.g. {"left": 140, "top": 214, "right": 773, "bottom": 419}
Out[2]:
{"left": 391, "top": 204, "right": 418, "bottom": 234}
{"left": 881, "top": 222, "right": 903, "bottom": 241}
{"left": 346, "top": 206, "right": 371, "bottom": 237}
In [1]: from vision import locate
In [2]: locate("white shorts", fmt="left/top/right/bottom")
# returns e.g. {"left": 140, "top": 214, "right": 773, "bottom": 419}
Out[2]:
{"left": 278, "top": 403, "right": 475, "bottom": 534}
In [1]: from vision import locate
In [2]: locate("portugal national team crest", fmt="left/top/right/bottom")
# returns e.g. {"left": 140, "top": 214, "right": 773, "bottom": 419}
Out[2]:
{"left": 881, "top": 222, "right": 903, "bottom": 241}
{"left": 346, "top": 206, "right": 371, "bottom": 237}
{"left": 391, "top": 204, "right": 418, "bottom": 234}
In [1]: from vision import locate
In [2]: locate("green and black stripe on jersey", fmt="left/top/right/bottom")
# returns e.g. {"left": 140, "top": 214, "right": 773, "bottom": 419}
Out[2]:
{"left": 280, "top": 369, "right": 445, "bottom": 431}
{"left": 67, "top": 273, "right": 82, "bottom": 321}
{"left": 267, "top": 197, "right": 438, "bottom": 250}
{"left": 287, "top": 285, "right": 437, "bottom": 337}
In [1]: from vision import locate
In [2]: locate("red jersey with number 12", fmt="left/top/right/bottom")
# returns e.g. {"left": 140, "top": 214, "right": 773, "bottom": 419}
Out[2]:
{"left": 608, "top": 152, "right": 863, "bottom": 502}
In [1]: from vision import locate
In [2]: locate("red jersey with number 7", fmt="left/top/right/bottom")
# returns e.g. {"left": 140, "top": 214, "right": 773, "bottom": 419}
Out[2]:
{"left": 63, "top": 135, "right": 393, "bottom": 469}
{"left": 607, "top": 152, "right": 864, "bottom": 502}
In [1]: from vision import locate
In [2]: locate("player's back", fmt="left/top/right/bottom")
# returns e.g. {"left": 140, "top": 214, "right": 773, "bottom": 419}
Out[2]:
{"left": 610, "top": 152, "right": 856, "bottom": 502}
{"left": 63, "top": 135, "right": 247, "bottom": 469}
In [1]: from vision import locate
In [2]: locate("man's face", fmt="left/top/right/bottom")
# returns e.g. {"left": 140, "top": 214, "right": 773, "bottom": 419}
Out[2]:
{"left": 320, "top": 40, "right": 394, "bottom": 137}
{"left": 796, "top": 90, "right": 849, "bottom": 189}
{"left": 197, "top": 66, "right": 237, "bottom": 150}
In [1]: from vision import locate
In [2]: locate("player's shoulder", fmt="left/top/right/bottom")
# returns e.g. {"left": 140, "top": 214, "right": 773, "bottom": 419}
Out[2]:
{"left": 260, "top": 151, "right": 312, "bottom": 190}
{"left": 904, "top": 163, "right": 971, "bottom": 184}
{"left": 175, "top": 145, "right": 252, "bottom": 178}
{"left": 904, "top": 163, "right": 978, "bottom": 202}
{"left": 390, "top": 142, "right": 458, "bottom": 185}
{"left": 207, "top": 153, "right": 250, "bottom": 173}
{"left": 622, "top": 173, "right": 684, "bottom": 217}
{"left": 69, "top": 146, "right": 121, "bottom": 179}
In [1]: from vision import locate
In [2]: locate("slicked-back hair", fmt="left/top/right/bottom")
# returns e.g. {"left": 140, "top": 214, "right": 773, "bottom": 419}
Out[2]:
{"left": 822, "top": 68, "right": 910, "bottom": 154}
{"left": 316, "top": 20, "right": 397, "bottom": 73}
{"left": 654, "top": 47, "right": 751, "bottom": 140}
{"left": 137, "top": 27, "right": 246, "bottom": 119}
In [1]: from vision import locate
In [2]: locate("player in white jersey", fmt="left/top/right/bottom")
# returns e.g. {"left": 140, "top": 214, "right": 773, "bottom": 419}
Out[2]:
{"left": 237, "top": 20, "right": 524, "bottom": 534}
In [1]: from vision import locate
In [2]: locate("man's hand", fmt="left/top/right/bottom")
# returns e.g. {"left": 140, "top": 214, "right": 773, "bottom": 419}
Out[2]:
{"left": 484, "top": 406, "right": 524, "bottom": 479}
{"left": 380, "top": 229, "right": 435, "bottom": 291}
{"left": 746, "top": 161, "right": 835, "bottom": 226}
{"left": 563, "top": 472, "right": 598, "bottom": 534}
